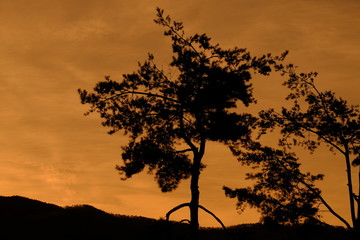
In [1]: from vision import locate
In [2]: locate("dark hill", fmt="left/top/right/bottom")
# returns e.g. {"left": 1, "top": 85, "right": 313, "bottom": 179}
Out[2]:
{"left": 0, "top": 196, "right": 63, "bottom": 217}
{"left": 0, "top": 196, "right": 189, "bottom": 240}
{"left": 0, "top": 196, "right": 354, "bottom": 240}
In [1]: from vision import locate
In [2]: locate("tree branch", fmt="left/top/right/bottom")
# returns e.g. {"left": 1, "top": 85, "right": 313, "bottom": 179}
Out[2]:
{"left": 175, "top": 148, "right": 193, "bottom": 154}
{"left": 179, "top": 219, "right": 191, "bottom": 224}
{"left": 158, "top": 15, "right": 202, "bottom": 59}
{"left": 302, "top": 125, "right": 346, "bottom": 155}
{"left": 274, "top": 156, "right": 352, "bottom": 229}
{"left": 103, "top": 91, "right": 180, "bottom": 104}
{"left": 148, "top": 57, "right": 178, "bottom": 89}
{"left": 198, "top": 205, "right": 227, "bottom": 230}
{"left": 198, "top": 138, "right": 206, "bottom": 159}
{"left": 180, "top": 113, "right": 198, "bottom": 153}
{"left": 274, "top": 111, "right": 346, "bottom": 155}
{"left": 166, "top": 203, "right": 190, "bottom": 221}
{"left": 297, "top": 74, "right": 349, "bottom": 151}
{"left": 165, "top": 203, "right": 228, "bottom": 232}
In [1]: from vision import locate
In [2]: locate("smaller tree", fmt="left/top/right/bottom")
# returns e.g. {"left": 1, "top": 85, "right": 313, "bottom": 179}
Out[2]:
{"left": 256, "top": 64, "right": 359, "bottom": 231}
{"left": 225, "top": 141, "right": 324, "bottom": 224}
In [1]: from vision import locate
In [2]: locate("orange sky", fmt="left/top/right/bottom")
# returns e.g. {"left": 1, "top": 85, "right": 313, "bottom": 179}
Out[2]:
{"left": 1, "top": 0, "right": 359, "bottom": 227}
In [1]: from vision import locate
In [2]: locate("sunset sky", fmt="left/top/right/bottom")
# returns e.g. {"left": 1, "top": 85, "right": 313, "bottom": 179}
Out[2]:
{"left": 1, "top": 0, "right": 359, "bottom": 227}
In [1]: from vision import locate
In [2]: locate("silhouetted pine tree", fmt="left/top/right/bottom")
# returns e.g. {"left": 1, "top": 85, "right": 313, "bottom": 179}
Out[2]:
{"left": 79, "top": 7, "right": 287, "bottom": 239}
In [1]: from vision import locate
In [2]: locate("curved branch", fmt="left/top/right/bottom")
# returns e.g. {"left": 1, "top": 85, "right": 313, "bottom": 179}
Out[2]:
{"left": 198, "top": 205, "right": 227, "bottom": 230}
{"left": 274, "top": 111, "right": 346, "bottom": 155}
{"left": 165, "top": 203, "right": 229, "bottom": 235}
{"left": 103, "top": 91, "right": 180, "bottom": 104}
{"left": 302, "top": 125, "right": 345, "bottom": 155}
{"left": 274, "top": 156, "right": 352, "bottom": 229}
{"left": 166, "top": 203, "right": 190, "bottom": 221}
{"left": 304, "top": 183, "right": 351, "bottom": 229}
{"left": 179, "top": 219, "right": 191, "bottom": 224}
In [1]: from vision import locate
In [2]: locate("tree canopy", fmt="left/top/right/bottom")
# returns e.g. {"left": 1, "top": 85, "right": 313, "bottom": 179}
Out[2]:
{"left": 225, "top": 142, "right": 323, "bottom": 224}
{"left": 79, "top": 8, "right": 287, "bottom": 238}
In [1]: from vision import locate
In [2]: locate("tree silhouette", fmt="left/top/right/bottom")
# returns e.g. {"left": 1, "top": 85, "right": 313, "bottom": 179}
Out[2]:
{"left": 255, "top": 65, "right": 360, "bottom": 231}
{"left": 224, "top": 143, "right": 324, "bottom": 224}
{"left": 78, "top": 8, "right": 287, "bottom": 239}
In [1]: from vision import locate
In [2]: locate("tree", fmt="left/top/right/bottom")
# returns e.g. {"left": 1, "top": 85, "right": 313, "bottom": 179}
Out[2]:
{"left": 255, "top": 64, "right": 360, "bottom": 231}
{"left": 224, "top": 142, "right": 324, "bottom": 225}
{"left": 78, "top": 8, "right": 287, "bottom": 239}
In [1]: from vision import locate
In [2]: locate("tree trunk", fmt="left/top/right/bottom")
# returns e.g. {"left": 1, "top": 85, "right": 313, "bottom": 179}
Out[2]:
{"left": 189, "top": 153, "right": 201, "bottom": 240}
{"left": 344, "top": 146, "right": 356, "bottom": 228}
{"left": 356, "top": 166, "right": 360, "bottom": 232}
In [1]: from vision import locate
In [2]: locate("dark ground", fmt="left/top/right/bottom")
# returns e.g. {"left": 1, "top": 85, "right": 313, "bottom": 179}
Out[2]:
{"left": 0, "top": 196, "right": 354, "bottom": 240}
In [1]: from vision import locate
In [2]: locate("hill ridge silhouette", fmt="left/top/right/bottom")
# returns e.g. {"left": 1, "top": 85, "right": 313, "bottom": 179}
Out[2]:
{"left": 0, "top": 195, "right": 191, "bottom": 240}
{"left": 0, "top": 195, "right": 156, "bottom": 219}
{"left": 0, "top": 195, "right": 353, "bottom": 240}
{"left": 0, "top": 195, "right": 63, "bottom": 217}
